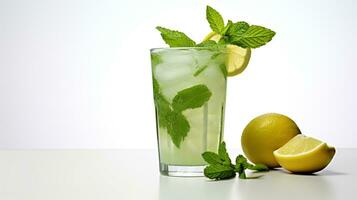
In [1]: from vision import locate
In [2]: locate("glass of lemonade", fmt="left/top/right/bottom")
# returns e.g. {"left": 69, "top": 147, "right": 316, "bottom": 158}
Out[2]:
{"left": 151, "top": 47, "right": 227, "bottom": 176}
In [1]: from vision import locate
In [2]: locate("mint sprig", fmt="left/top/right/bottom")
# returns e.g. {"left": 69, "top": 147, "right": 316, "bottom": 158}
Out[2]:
{"left": 202, "top": 142, "right": 236, "bottom": 180}
{"left": 153, "top": 77, "right": 212, "bottom": 148}
{"left": 202, "top": 142, "right": 269, "bottom": 180}
{"left": 205, "top": 6, "right": 275, "bottom": 48}
{"left": 156, "top": 5, "right": 275, "bottom": 49}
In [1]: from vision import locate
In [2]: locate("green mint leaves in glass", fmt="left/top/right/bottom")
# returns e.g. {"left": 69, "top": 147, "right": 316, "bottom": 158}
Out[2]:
{"left": 151, "top": 5, "right": 275, "bottom": 176}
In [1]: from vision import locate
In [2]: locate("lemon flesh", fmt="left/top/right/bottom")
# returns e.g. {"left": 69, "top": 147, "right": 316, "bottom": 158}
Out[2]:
{"left": 225, "top": 45, "right": 251, "bottom": 76}
{"left": 274, "top": 135, "right": 336, "bottom": 173}
{"left": 202, "top": 32, "right": 251, "bottom": 76}
{"left": 241, "top": 113, "right": 301, "bottom": 168}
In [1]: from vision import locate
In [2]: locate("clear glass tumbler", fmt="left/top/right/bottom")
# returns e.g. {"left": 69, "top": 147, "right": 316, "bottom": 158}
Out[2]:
{"left": 151, "top": 47, "right": 227, "bottom": 176}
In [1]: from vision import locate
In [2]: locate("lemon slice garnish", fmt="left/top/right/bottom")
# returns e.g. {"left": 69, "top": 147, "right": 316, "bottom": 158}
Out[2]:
{"left": 202, "top": 32, "right": 251, "bottom": 76}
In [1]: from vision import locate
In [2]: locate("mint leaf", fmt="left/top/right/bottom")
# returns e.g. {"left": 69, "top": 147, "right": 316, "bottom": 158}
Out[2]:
{"left": 193, "top": 65, "right": 208, "bottom": 77}
{"left": 211, "top": 53, "right": 221, "bottom": 59}
{"left": 219, "top": 63, "right": 227, "bottom": 79}
{"left": 236, "top": 154, "right": 248, "bottom": 165}
{"left": 196, "top": 40, "right": 226, "bottom": 51}
{"left": 247, "top": 164, "right": 269, "bottom": 171}
{"left": 204, "top": 164, "right": 236, "bottom": 180}
{"left": 151, "top": 53, "right": 162, "bottom": 66}
{"left": 153, "top": 77, "right": 160, "bottom": 95}
{"left": 202, "top": 152, "right": 223, "bottom": 165}
{"left": 230, "top": 25, "right": 276, "bottom": 48}
{"left": 235, "top": 155, "right": 249, "bottom": 179}
{"left": 166, "top": 111, "right": 190, "bottom": 148}
{"left": 202, "top": 142, "right": 269, "bottom": 180}
{"left": 156, "top": 26, "right": 196, "bottom": 47}
{"left": 217, "top": 36, "right": 230, "bottom": 45}
{"left": 221, "top": 20, "right": 232, "bottom": 35}
{"left": 172, "top": 84, "right": 212, "bottom": 112}
{"left": 196, "top": 40, "right": 218, "bottom": 47}
{"left": 218, "top": 142, "right": 232, "bottom": 166}
{"left": 206, "top": 6, "right": 225, "bottom": 34}
{"left": 226, "top": 21, "right": 250, "bottom": 36}
{"left": 153, "top": 77, "right": 172, "bottom": 128}
{"left": 238, "top": 170, "right": 247, "bottom": 179}
{"left": 156, "top": 95, "right": 172, "bottom": 128}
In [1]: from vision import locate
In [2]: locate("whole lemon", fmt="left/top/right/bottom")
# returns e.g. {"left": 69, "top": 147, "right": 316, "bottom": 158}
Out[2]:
{"left": 241, "top": 113, "right": 301, "bottom": 168}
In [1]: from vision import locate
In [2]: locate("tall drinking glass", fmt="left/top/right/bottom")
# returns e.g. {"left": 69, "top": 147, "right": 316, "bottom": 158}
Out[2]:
{"left": 151, "top": 47, "right": 227, "bottom": 176}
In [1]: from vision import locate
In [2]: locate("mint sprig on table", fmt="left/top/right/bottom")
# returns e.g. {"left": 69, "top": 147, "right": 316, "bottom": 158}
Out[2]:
{"left": 202, "top": 142, "right": 269, "bottom": 180}
{"left": 152, "top": 75, "right": 212, "bottom": 148}
{"left": 156, "top": 5, "right": 275, "bottom": 48}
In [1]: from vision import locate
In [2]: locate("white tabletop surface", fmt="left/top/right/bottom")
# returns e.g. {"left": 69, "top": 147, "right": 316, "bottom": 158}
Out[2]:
{"left": 0, "top": 149, "right": 353, "bottom": 200}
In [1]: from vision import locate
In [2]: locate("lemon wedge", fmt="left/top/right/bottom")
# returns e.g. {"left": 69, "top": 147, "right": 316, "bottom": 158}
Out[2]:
{"left": 202, "top": 32, "right": 251, "bottom": 76}
{"left": 273, "top": 135, "right": 336, "bottom": 173}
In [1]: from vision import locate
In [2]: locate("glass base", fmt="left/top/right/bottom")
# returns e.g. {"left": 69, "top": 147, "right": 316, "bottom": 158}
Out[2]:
{"left": 160, "top": 163, "right": 205, "bottom": 177}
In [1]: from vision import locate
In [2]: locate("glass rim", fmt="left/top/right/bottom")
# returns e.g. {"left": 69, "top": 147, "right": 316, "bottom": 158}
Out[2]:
{"left": 150, "top": 47, "right": 227, "bottom": 53}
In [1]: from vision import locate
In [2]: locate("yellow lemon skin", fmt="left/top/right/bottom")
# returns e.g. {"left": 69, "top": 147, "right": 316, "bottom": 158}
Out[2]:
{"left": 273, "top": 135, "right": 336, "bottom": 174}
{"left": 241, "top": 113, "right": 301, "bottom": 168}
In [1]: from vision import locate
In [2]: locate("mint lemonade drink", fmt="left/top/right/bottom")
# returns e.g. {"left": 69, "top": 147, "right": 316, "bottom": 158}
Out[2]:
{"left": 151, "top": 6, "right": 275, "bottom": 176}
{"left": 151, "top": 48, "right": 227, "bottom": 175}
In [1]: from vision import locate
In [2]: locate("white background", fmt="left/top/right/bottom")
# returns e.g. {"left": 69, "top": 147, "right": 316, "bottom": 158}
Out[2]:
{"left": 0, "top": 0, "right": 356, "bottom": 149}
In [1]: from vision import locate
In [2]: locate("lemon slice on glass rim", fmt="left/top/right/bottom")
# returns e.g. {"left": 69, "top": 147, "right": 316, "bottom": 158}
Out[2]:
{"left": 202, "top": 32, "right": 251, "bottom": 76}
